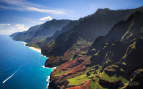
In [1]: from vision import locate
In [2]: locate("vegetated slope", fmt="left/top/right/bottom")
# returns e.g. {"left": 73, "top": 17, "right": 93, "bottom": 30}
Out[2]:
{"left": 11, "top": 6, "right": 143, "bottom": 89}
{"left": 43, "top": 8, "right": 135, "bottom": 67}
{"left": 48, "top": 11, "right": 143, "bottom": 89}
{"left": 11, "top": 19, "right": 71, "bottom": 48}
{"left": 39, "top": 20, "right": 79, "bottom": 48}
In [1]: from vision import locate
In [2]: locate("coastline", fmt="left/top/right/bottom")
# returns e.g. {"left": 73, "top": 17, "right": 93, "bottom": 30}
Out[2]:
{"left": 28, "top": 46, "right": 41, "bottom": 53}
{"left": 21, "top": 42, "right": 56, "bottom": 89}
{"left": 21, "top": 42, "right": 41, "bottom": 53}
{"left": 27, "top": 45, "right": 55, "bottom": 89}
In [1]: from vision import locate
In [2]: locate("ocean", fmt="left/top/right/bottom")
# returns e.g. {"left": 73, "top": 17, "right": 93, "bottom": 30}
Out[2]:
{"left": 0, "top": 35, "right": 52, "bottom": 89}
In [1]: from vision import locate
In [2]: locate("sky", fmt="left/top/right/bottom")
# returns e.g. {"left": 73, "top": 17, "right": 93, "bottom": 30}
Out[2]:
{"left": 0, "top": 0, "right": 143, "bottom": 35}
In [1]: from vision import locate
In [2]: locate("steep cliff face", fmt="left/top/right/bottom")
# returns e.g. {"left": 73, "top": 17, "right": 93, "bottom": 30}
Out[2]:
{"left": 48, "top": 11, "right": 143, "bottom": 89}
{"left": 11, "top": 6, "right": 143, "bottom": 89}
{"left": 11, "top": 25, "right": 41, "bottom": 42}
{"left": 39, "top": 20, "right": 79, "bottom": 49}
{"left": 42, "top": 8, "right": 137, "bottom": 67}
{"left": 11, "top": 19, "right": 71, "bottom": 48}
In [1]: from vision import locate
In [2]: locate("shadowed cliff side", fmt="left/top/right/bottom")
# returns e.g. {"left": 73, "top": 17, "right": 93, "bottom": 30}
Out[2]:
{"left": 48, "top": 11, "right": 143, "bottom": 89}
{"left": 43, "top": 8, "right": 136, "bottom": 67}
{"left": 11, "top": 19, "right": 71, "bottom": 48}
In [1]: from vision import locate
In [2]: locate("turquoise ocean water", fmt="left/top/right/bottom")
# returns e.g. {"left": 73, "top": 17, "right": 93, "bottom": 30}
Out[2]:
{"left": 0, "top": 35, "right": 52, "bottom": 89}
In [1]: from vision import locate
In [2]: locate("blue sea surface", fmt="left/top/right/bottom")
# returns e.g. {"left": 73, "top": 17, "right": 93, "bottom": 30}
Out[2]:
{"left": 0, "top": 35, "right": 52, "bottom": 89}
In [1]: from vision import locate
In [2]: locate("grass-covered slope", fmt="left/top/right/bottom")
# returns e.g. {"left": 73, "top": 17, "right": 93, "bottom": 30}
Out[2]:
{"left": 11, "top": 19, "right": 71, "bottom": 47}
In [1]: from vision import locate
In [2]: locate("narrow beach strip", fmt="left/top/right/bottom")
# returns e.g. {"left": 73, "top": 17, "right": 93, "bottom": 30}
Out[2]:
{"left": 28, "top": 46, "right": 41, "bottom": 53}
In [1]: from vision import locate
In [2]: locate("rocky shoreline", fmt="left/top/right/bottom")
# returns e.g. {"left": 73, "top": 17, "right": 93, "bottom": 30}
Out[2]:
{"left": 22, "top": 42, "right": 55, "bottom": 89}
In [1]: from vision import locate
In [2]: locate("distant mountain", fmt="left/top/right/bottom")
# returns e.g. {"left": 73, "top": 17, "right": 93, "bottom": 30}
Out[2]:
{"left": 11, "top": 19, "right": 71, "bottom": 47}
{"left": 39, "top": 20, "right": 79, "bottom": 48}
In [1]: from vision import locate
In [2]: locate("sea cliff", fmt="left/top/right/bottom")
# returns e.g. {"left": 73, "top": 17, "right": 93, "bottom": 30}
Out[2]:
{"left": 11, "top": 6, "right": 143, "bottom": 89}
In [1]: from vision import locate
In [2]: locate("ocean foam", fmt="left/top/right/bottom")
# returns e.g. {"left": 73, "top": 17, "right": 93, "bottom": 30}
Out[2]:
{"left": 46, "top": 76, "right": 50, "bottom": 88}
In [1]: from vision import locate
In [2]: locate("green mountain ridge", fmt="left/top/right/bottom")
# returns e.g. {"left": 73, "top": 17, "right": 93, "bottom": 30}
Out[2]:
{"left": 11, "top": 6, "right": 143, "bottom": 89}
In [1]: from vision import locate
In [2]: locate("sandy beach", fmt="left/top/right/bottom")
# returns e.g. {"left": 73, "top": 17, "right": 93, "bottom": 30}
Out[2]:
{"left": 29, "top": 47, "right": 41, "bottom": 53}
{"left": 21, "top": 42, "right": 41, "bottom": 53}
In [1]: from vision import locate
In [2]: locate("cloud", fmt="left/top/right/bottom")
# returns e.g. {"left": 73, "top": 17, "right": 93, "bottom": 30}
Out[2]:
{"left": 40, "top": 16, "right": 53, "bottom": 21}
{"left": 15, "top": 24, "right": 28, "bottom": 31}
{"left": 25, "top": 7, "right": 66, "bottom": 14}
{"left": 0, "top": 24, "right": 11, "bottom": 26}
{"left": 0, "top": 0, "right": 67, "bottom": 15}
{"left": 0, "top": 24, "right": 28, "bottom": 35}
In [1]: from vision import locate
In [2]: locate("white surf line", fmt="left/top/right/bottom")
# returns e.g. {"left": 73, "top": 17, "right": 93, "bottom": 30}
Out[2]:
{"left": 41, "top": 65, "right": 46, "bottom": 69}
{"left": 21, "top": 42, "right": 27, "bottom": 46}
{"left": 2, "top": 66, "right": 22, "bottom": 84}
{"left": 44, "top": 67, "right": 56, "bottom": 88}
{"left": 46, "top": 76, "right": 50, "bottom": 88}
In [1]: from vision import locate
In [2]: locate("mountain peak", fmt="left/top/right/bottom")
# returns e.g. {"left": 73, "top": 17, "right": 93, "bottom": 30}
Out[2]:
{"left": 96, "top": 8, "right": 111, "bottom": 13}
